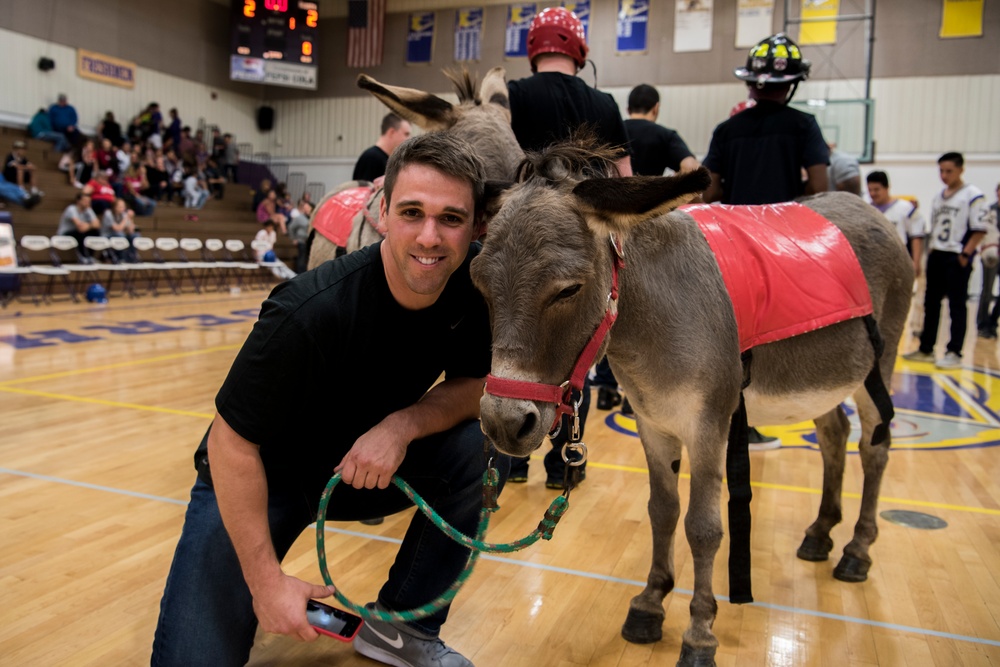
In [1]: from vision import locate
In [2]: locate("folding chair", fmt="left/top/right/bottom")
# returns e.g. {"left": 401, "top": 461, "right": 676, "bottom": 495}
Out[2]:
{"left": 178, "top": 238, "right": 216, "bottom": 293}
{"left": 49, "top": 235, "right": 103, "bottom": 302}
{"left": 201, "top": 239, "right": 230, "bottom": 292}
{"left": 131, "top": 236, "right": 175, "bottom": 296}
{"left": 17, "top": 235, "right": 72, "bottom": 305}
{"left": 83, "top": 236, "right": 131, "bottom": 298}
{"left": 224, "top": 239, "right": 263, "bottom": 290}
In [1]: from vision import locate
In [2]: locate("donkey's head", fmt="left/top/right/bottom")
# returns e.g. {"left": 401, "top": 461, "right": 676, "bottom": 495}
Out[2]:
{"left": 358, "top": 67, "right": 524, "bottom": 181}
{"left": 471, "top": 138, "right": 710, "bottom": 455}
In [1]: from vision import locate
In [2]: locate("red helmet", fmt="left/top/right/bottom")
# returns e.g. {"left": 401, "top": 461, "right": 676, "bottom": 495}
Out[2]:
{"left": 527, "top": 7, "right": 588, "bottom": 69}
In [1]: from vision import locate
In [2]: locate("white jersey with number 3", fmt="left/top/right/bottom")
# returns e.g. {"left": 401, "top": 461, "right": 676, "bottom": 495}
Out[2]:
{"left": 878, "top": 199, "right": 928, "bottom": 246}
{"left": 929, "top": 184, "right": 989, "bottom": 254}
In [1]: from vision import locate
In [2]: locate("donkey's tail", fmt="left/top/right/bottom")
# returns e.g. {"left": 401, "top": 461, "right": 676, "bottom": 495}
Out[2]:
{"left": 862, "top": 314, "right": 894, "bottom": 447}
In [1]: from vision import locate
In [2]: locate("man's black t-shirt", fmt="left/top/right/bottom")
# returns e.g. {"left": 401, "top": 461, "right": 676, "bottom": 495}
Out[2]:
{"left": 215, "top": 242, "right": 492, "bottom": 497}
{"left": 702, "top": 100, "right": 829, "bottom": 205}
{"left": 623, "top": 119, "right": 694, "bottom": 176}
{"left": 352, "top": 146, "right": 389, "bottom": 182}
{"left": 508, "top": 73, "right": 629, "bottom": 154}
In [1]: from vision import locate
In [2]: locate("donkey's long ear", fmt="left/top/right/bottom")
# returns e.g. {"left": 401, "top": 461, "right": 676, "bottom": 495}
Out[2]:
{"left": 358, "top": 74, "right": 458, "bottom": 131}
{"left": 572, "top": 168, "right": 711, "bottom": 233}
{"left": 479, "top": 67, "right": 511, "bottom": 120}
{"left": 483, "top": 180, "right": 515, "bottom": 220}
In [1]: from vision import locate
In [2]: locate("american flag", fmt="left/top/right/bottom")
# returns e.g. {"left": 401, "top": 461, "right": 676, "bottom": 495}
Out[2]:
{"left": 347, "top": 0, "right": 385, "bottom": 68}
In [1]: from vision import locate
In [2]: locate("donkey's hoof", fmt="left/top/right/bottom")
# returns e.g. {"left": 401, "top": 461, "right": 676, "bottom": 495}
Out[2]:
{"left": 677, "top": 642, "right": 717, "bottom": 667}
{"left": 621, "top": 608, "right": 664, "bottom": 644}
{"left": 833, "top": 554, "right": 871, "bottom": 582}
{"left": 797, "top": 534, "right": 834, "bottom": 562}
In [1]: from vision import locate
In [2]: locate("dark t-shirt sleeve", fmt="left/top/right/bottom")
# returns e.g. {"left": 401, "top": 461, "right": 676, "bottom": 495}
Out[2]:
{"left": 663, "top": 130, "right": 694, "bottom": 172}
{"left": 702, "top": 124, "right": 724, "bottom": 174}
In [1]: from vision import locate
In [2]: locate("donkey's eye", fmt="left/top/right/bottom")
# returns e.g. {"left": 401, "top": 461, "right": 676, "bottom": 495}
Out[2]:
{"left": 553, "top": 284, "right": 582, "bottom": 302}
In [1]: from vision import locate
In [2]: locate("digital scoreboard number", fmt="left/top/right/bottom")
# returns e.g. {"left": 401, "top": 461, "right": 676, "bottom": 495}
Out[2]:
{"left": 230, "top": 0, "right": 318, "bottom": 90}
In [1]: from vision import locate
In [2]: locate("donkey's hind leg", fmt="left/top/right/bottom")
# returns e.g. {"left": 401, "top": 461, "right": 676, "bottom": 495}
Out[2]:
{"left": 622, "top": 426, "right": 683, "bottom": 645}
{"left": 833, "top": 391, "right": 890, "bottom": 582}
{"left": 797, "top": 404, "right": 850, "bottom": 563}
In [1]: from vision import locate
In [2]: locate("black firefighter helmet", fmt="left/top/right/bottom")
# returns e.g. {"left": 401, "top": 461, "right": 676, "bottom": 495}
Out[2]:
{"left": 734, "top": 33, "right": 811, "bottom": 86}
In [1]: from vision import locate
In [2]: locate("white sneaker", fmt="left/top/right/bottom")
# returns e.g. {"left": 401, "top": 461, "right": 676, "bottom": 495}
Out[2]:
{"left": 902, "top": 349, "right": 935, "bottom": 363}
{"left": 935, "top": 351, "right": 962, "bottom": 369}
{"left": 747, "top": 427, "right": 781, "bottom": 451}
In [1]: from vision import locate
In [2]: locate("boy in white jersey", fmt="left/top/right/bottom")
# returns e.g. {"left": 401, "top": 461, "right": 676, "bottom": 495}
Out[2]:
{"left": 867, "top": 170, "right": 928, "bottom": 277}
{"left": 903, "top": 152, "right": 990, "bottom": 368}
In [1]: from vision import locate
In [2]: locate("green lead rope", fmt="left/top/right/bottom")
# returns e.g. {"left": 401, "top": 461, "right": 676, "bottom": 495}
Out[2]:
{"left": 315, "top": 466, "right": 569, "bottom": 624}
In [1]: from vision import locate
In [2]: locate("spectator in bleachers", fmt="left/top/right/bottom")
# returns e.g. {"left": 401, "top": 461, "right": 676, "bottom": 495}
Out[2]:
{"left": 115, "top": 140, "right": 132, "bottom": 175}
{"left": 256, "top": 188, "right": 287, "bottom": 234}
{"left": 251, "top": 178, "right": 272, "bottom": 212}
{"left": 253, "top": 218, "right": 297, "bottom": 280}
{"left": 4, "top": 140, "right": 40, "bottom": 196}
{"left": 287, "top": 199, "right": 313, "bottom": 274}
{"left": 211, "top": 128, "right": 225, "bottom": 163}
{"left": 95, "top": 138, "right": 118, "bottom": 176}
{"left": 178, "top": 126, "right": 196, "bottom": 163}
{"left": 71, "top": 139, "right": 98, "bottom": 189}
{"left": 144, "top": 153, "right": 171, "bottom": 202}
{"left": 57, "top": 193, "right": 101, "bottom": 262}
{"left": 122, "top": 164, "right": 156, "bottom": 216}
{"left": 127, "top": 116, "right": 145, "bottom": 146}
{"left": 48, "top": 94, "right": 83, "bottom": 147}
{"left": 221, "top": 133, "right": 239, "bottom": 182}
{"left": 98, "top": 111, "right": 124, "bottom": 148}
{"left": 84, "top": 169, "right": 118, "bottom": 217}
{"left": 166, "top": 108, "right": 182, "bottom": 151}
{"left": 183, "top": 165, "right": 209, "bottom": 209}
{"left": 141, "top": 102, "right": 164, "bottom": 149}
{"left": 101, "top": 198, "right": 139, "bottom": 261}
{"left": 28, "top": 108, "right": 72, "bottom": 154}
{"left": 193, "top": 129, "right": 209, "bottom": 168}
{"left": 0, "top": 172, "right": 41, "bottom": 209}
{"left": 204, "top": 157, "right": 226, "bottom": 200}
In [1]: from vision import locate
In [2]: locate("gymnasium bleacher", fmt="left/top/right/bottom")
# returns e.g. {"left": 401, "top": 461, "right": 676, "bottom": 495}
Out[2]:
{"left": 0, "top": 123, "right": 301, "bottom": 304}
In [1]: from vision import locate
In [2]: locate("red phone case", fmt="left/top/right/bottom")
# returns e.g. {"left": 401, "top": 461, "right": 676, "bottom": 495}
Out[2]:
{"left": 307, "top": 601, "right": 363, "bottom": 642}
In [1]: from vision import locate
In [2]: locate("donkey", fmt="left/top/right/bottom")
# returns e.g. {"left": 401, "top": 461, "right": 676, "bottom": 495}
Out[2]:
{"left": 471, "top": 141, "right": 913, "bottom": 667}
{"left": 307, "top": 67, "right": 524, "bottom": 269}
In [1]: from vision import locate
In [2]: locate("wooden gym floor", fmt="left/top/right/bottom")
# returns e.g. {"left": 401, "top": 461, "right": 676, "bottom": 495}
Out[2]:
{"left": 1, "top": 288, "right": 998, "bottom": 666}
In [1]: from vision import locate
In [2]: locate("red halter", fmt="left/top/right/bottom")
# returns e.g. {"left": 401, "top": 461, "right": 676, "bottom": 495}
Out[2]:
{"left": 484, "top": 235, "right": 625, "bottom": 433}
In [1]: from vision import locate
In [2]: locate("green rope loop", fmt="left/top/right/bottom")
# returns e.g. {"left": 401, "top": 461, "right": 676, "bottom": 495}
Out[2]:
{"left": 315, "top": 471, "right": 569, "bottom": 623}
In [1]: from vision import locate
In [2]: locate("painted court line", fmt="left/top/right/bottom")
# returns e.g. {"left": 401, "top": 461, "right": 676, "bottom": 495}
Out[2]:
{"left": 0, "top": 295, "right": 262, "bottom": 322}
{"left": 1, "top": 466, "right": 996, "bottom": 650}
{"left": 0, "top": 344, "right": 242, "bottom": 387}
{"left": 0, "top": 386, "right": 214, "bottom": 419}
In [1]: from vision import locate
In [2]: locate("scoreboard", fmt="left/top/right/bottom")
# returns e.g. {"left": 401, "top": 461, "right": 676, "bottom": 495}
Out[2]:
{"left": 230, "top": 0, "right": 319, "bottom": 90}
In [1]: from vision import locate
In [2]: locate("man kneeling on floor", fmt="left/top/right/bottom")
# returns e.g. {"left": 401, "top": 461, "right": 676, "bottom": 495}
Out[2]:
{"left": 151, "top": 132, "right": 510, "bottom": 667}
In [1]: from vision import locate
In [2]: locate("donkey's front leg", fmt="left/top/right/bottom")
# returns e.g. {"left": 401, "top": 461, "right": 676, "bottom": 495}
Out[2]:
{"left": 797, "top": 405, "right": 850, "bottom": 562}
{"left": 676, "top": 428, "right": 727, "bottom": 667}
{"left": 622, "top": 426, "right": 683, "bottom": 645}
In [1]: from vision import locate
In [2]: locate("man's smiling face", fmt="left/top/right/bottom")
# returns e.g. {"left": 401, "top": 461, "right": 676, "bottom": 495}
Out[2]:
{"left": 380, "top": 163, "right": 477, "bottom": 310}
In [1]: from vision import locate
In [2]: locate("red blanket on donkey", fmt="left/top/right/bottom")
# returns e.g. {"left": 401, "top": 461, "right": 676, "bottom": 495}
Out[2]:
{"left": 683, "top": 202, "right": 873, "bottom": 353}
{"left": 312, "top": 185, "right": 376, "bottom": 248}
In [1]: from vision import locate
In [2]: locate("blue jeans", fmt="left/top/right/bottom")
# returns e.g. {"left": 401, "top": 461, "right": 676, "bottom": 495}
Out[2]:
{"left": 0, "top": 176, "right": 28, "bottom": 205}
{"left": 33, "top": 130, "right": 71, "bottom": 153}
{"left": 151, "top": 421, "right": 509, "bottom": 667}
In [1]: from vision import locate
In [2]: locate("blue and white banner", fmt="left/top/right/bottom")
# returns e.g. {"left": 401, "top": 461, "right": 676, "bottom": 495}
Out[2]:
{"left": 561, "top": 0, "right": 591, "bottom": 42}
{"left": 455, "top": 7, "right": 484, "bottom": 62}
{"left": 616, "top": 0, "right": 649, "bottom": 54}
{"left": 505, "top": 3, "right": 536, "bottom": 58}
{"left": 406, "top": 12, "right": 435, "bottom": 65}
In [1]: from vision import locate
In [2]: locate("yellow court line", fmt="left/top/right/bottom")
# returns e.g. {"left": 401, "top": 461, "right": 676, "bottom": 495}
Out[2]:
{"left": 577, "top": 460, "right": 1000, "bottom": 517}
{"left": 0, "top": 386, "right": 214, "bottom": 419}
{"left": 0, "top": 344, "right": 242, "bottom": 387}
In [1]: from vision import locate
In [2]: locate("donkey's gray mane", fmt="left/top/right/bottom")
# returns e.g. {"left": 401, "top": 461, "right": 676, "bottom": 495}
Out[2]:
{"left": 515, "top": 132, "right": 622, "bottom": 186}
{"left": 443, "top": 68, "right": 478, "bottom": 104}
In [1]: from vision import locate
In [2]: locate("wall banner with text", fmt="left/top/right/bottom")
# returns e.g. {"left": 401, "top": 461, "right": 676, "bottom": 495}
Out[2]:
{"left": 505, "top": 4, "right": 537, "bottom": 58}
{"left": 736, "top": 0, "right": 774, "bottom": 48}
{"left": 674, "top": 0, "right": 713, "bottom": 53}
{"left": 406, "top": 12, "right": 435, "bottom": 65}
{"left": 617, "top": 0, "right": 649, "bottom": 54}
{"left": 455, "top": 7, "right": 484, "bottom": 62}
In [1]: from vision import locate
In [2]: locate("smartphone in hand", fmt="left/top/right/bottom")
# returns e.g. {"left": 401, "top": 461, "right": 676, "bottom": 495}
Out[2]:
{"left": 306, "top": 599, "right": 364, "bottom": 642}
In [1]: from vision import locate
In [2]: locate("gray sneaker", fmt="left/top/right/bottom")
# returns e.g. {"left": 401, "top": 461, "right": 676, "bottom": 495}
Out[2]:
{"left": 354, "top": 603, "right": 473, "bottom": 667}
{"left": 935, "top": 351, "right": 962, "bottom": 369}
{"left": 902, "top": 349, "right": 935, "bottom": 363}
